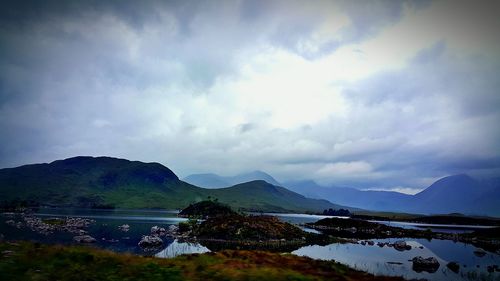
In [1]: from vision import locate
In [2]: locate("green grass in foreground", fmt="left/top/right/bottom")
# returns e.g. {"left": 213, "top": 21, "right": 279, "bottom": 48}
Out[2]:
{"left": 0, "top": 242, "right": 404, "bottom": 281}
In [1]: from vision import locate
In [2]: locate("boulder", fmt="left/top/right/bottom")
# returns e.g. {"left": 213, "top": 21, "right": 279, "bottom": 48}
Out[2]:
{"left": 473, "top": 249, "right": 486, "bottom": 257}
{"left": 446, "top": 261, "right": 460, "bottom": 273}
{"left": 487, "top": 265, "right": 499, "bottom": 273}
{"left": 167, "top": 224, "right": 178, "bottom": 234}
{"left": 138, "top": 235, "right": 163, "bottom": 248}
{"left": 151, "top": 226, "right": 160, "bottom": 234}
{"left": 73, "top": 235, "right": 96, "bottom": 243}
{"left": 412, "top": 256, "right": 440, "bottom": 273}
{"left": 394, "top": 241, "right": 411, "bottom": 251}
{"left": 118, "top": 224, "right": 130, "bottom": 232}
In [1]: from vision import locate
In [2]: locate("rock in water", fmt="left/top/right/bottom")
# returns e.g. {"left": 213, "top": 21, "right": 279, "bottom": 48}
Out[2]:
{"left": 138, "top": 235, "right": 163, "bottom": 248}
{"left": 446, "top": 261, "right": 460, "bottom": 273}
{"left": 473, "top": 249, "right": 486, "bottom": 257}
{"left": 393, "top": 241, "right": 411, "bottom": 251}
{"left": 412, "top": 256, "right": 440, "bottom": 273}
{"left": 73, "top": 235, "right": 97, "bottom": 243}
{"left": 118, "top": 224, "right": 130, "bottom": 232}
{"left": 151, "top": 226, "right": 160, "bottom": 234}
{"left": 487, "top": 265, "right": 499, "bottom": 273}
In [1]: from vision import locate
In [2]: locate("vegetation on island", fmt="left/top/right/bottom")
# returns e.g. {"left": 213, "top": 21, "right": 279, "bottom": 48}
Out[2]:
{"left": 178, "top": 199, "right": 238, "bottom": 219}
{"left": 0, "top": 241, "right": 405, "bottom": 281}
{"left": 178, "top": 201, "right": 306, "bottom": 241}
{"left": 322, "top": 208, "right": 351, "bottom": 216}
{"left": 194, "top": 214, "right": 305, "bottom": 241}
{"left": 177, "top": 200, "right": 334, "bottom": 251}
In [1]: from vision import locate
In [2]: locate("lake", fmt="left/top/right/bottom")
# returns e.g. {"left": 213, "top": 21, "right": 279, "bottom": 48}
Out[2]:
{"left": 1, "top": 208, "right": 499, "bottom": 281}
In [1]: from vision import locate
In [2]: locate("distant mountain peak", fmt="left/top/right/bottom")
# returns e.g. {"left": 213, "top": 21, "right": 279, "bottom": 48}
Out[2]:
{"left": 183, "top": 170, "right": 281, "bottom": 188}
{"left": 416, "top": 174, "right": 476, "bottom": 196}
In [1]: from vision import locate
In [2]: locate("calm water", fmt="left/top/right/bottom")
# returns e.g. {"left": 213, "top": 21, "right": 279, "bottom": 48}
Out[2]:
{"left": 0, "top": 208, "right": 187, "bottom": 255}
{"left": 294, "top": 238, "right": 500, "bottom": 281}
{"left": 371, "top": 220, "right": 497, "bottom": 234}
{"left": 1, "top": 208, "right": 499, "bottom": 281}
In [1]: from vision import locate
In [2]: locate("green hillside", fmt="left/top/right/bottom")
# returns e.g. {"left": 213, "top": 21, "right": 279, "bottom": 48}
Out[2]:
{"left": 210, "top": 180, "right": 350, "bottom": 213}
{"left": 0, "top": 156, "right": 351, "bottom": 213}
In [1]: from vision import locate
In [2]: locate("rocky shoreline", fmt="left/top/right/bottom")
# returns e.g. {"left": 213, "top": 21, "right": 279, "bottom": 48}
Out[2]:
{"left": 3, "top": 211, "right": 95, "bottom": 237}
{"left": 305, "top": 217, "right": 500, "bottom": 254}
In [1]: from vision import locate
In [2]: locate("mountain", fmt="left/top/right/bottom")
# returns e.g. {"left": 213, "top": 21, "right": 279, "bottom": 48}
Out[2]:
{"left": 409, "top": 174, "right": 500, "bottom": 215}
{"left": 284, "top": 180, "right": 412, "bottom": 212}
{"left": 183, "top": 171, "right": 281, "bottom": 188}
{"left": 208, "top": 180, "right": 353, "bottom": 213}
{"left": 0, "top": 156, "right": 346, "bottom": 213}
{"left": 0, "top": 156, "right": 204, "bottom": 209}
{"left": 285, "top": 175, "right": 500, "bottom": 217}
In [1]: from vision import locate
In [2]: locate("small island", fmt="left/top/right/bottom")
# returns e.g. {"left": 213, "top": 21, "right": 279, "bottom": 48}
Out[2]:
{"left": 176, "top": 200, "right": 331, "bottom": 251}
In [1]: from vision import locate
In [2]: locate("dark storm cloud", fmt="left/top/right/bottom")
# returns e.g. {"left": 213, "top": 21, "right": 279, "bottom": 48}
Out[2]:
{"left": 0, "top": 0, "right": 499, "bottom": 193}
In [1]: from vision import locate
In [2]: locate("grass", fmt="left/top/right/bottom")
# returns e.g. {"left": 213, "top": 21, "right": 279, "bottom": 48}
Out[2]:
{"left": 194, "top": 214, "right": 305, "bottom": 241}
{"left": 0, "top": 241, "right": 404, "bottom": 281}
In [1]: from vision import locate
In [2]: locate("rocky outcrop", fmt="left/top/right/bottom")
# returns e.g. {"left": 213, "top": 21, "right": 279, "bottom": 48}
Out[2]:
{"left": 150, "top": 225, "right": 167, "bottom": 236}
{"left": 73, "top": 235, "right": 97, "bottom": 243}
{"left": 411, "top": 256, "right": 440, "bottom": 273}
{"left": 138, "top": 235, "right": 163, "bottom": 249}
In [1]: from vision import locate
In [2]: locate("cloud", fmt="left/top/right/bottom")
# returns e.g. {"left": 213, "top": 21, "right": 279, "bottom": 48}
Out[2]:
{"left": 365, "top": 186, "right": 422, "bottom": 195}
{"left": 0, "top": 0, "right": 499, "bottom": 192}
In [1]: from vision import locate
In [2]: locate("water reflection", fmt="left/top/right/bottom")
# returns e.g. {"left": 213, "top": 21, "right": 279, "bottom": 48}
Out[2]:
{"left": 155, "top": 240, "right": 210, "bottom": 258}
{"left": 293, "top": 238, "right": 500, "bottom": 281}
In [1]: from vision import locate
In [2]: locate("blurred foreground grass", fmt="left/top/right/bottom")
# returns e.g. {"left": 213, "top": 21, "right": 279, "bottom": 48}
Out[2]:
{"left": 0, "top": 241, "right": 404, "bottom": 281}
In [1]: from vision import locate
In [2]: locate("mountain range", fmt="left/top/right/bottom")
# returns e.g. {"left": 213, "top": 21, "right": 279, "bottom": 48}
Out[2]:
{"left": 2, "top": 156, "right": 498, "bottom": 216}
{"left": 0, "top": 156, "right": 348, "bottom": 213}
{"left": 186, "top": 172, "right": 500, "bottom": 217}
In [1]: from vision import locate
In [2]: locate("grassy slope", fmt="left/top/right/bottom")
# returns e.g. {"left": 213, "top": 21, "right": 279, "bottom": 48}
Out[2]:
{"left": 209, "top": 180, "right": 353, "bottom": 213}
{"left": 0, "top": 242, "right": 404, "bottom": 281}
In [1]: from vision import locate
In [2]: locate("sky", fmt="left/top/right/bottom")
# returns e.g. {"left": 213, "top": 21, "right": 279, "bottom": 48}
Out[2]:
{"left": 1, "top": 0, "right": 500, "bottom": 194}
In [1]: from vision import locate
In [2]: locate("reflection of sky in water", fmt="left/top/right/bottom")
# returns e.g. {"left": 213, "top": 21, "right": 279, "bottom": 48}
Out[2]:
{"left": 293, "top": 238, "right": 500, "bottom": 281}
{"left": 155, "top": 240, "right": 210, "bottom": 258}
